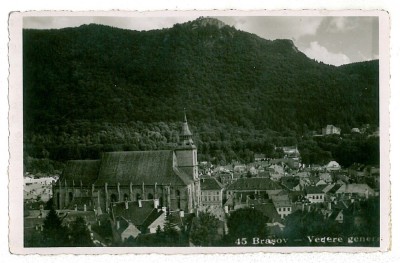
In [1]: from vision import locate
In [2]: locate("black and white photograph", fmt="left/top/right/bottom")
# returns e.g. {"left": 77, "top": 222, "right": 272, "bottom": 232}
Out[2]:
{"left": 8, "top": 10, "right": 390, "bottom": 253}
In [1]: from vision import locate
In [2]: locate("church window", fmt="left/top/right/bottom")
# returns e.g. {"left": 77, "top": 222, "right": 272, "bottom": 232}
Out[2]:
{"left": 68, "top": 192, "right": 73, "bottom": 203}
{"left": 136, "top": 193, "right": 141, "bottom": 201}
{"left": 148, "top": 193, "right": 154, "bottom": 200}
{"left": 110, "top": 194, "right": 117, "bottom": 203}
{"left": 124, "top": 193, "right": 129, "bottom": 201}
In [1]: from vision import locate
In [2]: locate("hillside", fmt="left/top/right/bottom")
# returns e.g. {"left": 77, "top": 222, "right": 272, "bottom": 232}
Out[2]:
{"left": 23, "top": 17, "right": 379, "bottom": 167}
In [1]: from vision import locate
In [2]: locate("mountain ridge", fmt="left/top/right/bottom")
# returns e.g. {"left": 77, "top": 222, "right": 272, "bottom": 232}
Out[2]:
{"left": 23, "top": 19, "right": 379, "bottom": 164}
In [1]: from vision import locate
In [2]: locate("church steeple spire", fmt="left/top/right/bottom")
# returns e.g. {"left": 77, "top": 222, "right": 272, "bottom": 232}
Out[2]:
{"left": 183, "top": 108, "right": 188, "bottom": 123}
{"left": 179, "top": 109, "right": 195, "bottom": 148}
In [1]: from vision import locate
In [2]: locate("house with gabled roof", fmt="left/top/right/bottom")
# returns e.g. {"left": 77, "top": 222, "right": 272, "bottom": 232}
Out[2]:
{"left": 326, "top": 161, "right": 341, "bottom": 171}
{"left": 271, "top": 195, "right": 292, "bottom": 219}
{"left": 281, "top": 176, "right": 301, "bottom": 191}
{"left": 328, "top": 209, "right": 344, "bottom": 223}
{"left": 225, "top": 178, "right": 282, "bottom": 201}
{"left": 115, "top": 217, "right": 141, "bottom": 242}
{"left": 200, "top": 177, "right": 224, "bottom": 207}
{"left": 335, "top": 184, "right": 375, "bottom": 199}
{"left": 304, "top": 186, "right": 325, "bottom": 203}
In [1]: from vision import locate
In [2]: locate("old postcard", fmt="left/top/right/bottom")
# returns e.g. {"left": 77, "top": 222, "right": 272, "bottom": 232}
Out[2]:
{"left": 8, "top": 10, "right": 390, "bottom": 254}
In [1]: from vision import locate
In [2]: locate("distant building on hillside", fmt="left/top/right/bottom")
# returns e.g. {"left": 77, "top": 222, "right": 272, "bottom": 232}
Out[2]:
{"left": 322, "top": 125, "right": 341, "bottom": 136}
{"left": 254, "top": 154, "right": 266, "bottom": 162}
{"left": 274, "top": 146, "right": 301, "bottom": 169}
{"left": 326, "top": 161, "right": 341, "bottom": 171}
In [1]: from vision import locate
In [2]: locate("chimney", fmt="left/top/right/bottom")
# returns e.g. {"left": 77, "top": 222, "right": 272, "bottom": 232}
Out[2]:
{"left": 351, "top": 198, "right": 354, "bottom": 203}
{"left": 308, "top": 205, "right": 311, "bottom": 213}
{"left": 180, "top": 210, "right": 184, "bottom": 218}
{"left": 154, "top": 199, "right": 159, "bottom": 208}
{"left": 138, "top": 200, "right": 142, "bottom": 208}
{"left": 74, "top": 204, "right": 78, "bottom": 211}
{"left": 124, "top": 201, "right": 128, "bottom": 210}
{"left": 302, "top": 203, "right": 305, "bottom": 212}
{"left": 87, "top": 223, "right": 91, "bottom": 231}
{"left": 116, "top": 220, "right": 120, "bottom": 230}
{"left": 328, "top": 202, "right": 332, "bottom": 210}
{"left": 84, "top": 204, "right": 87, "bottom": 212}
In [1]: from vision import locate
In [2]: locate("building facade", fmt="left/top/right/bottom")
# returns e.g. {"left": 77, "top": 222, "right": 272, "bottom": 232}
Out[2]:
{"left": 200, "top": 177, "right": 224, "bottom": 207}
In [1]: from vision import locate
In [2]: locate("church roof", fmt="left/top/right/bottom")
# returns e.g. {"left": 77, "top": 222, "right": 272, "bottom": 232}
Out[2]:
{"left": 94, "top": 150, "right": 193, "bottom": 186}
{"left": 59, "top": 160, "right": 100, "bottom": 186}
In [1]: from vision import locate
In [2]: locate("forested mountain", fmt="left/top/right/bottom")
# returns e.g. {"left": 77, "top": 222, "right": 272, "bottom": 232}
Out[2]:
{"left": 23, "top": 17, "right": 379, "bottom": 169}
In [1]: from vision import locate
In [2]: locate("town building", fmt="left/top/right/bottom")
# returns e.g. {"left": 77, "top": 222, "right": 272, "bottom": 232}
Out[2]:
{"left": 304, "top": 186, "right": 325, "bottom": 203}
{"left": 325, "top": 161, "right": 341, "bottom": 171}
{"left": 225, "top": 177, "right": 283, "bottom": 207}
{"left": 335, "top": 184, "right": 375, "bottom": 199}
{"left": 254, "top": 154, "right": 267, "bottom": 162}
{"left": 271, "top": 195, "right": 292, "bottom": 219}
{"left": 200, "top": 177, "right": 224, "bottom": 207}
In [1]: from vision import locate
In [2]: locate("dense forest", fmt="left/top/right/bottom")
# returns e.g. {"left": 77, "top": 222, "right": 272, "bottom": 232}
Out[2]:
{"left": 23, "top": 17, "right": 380, "bottom": 172}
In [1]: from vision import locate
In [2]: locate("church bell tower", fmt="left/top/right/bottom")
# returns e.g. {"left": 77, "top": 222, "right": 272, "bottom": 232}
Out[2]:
{"left": 175, "top": 109, "right": 198, "bottom": 181}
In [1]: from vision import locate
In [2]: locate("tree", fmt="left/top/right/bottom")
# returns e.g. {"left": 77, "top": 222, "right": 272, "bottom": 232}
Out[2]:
{"left": 283, "top": 209, "right": 325, "bottom": 244}
{"left": 190, "top": 210, "right": 220, "bottom": 246}
{"left": 226, "top": 208, "right": 268, "bottom": 244}
{"left": 68, "top": 216, "right": 93, "bottom": 247}
{"left": 161, "top": 215, "right": 180, "bottom": 245}
{"left": 42, "top": 206, "right": 68, "bottom": 246}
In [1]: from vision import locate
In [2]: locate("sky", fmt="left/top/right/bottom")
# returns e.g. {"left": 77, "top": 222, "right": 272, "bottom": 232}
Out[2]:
{"left": 23, "top": 15, "right": 379, "bottom": 66}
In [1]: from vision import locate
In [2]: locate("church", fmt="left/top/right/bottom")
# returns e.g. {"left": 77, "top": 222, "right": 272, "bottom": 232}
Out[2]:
{"left": 53, "top": 113, "right": 201, "bottom": 214}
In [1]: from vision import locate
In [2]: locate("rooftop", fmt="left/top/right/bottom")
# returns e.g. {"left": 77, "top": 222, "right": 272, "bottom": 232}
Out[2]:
{"left": 226, "top": 178, "right": 282, "bottom": 191}
{"left": 200, "top": 177, "right": 223, "bottom": 190}
{"left": 305, "top": 185, "right": 325, "bottom": 194}
{"left": 58, "top": 160, "right": 100, "bottom": 186}
{"left": 95, "top": 150, "right": 193, "bottom": 186}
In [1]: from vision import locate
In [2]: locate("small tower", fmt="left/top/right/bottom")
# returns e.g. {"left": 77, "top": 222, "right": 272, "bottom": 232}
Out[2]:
{"left": 175, "top": 109, "right": 198, "bottom": 181}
